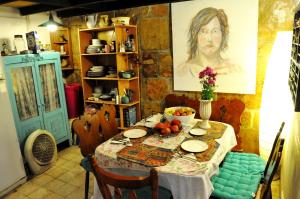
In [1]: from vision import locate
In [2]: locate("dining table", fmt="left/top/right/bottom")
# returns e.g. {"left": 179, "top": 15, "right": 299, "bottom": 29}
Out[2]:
{"left": 92, "top": 114, "right": 237, "bottom": 199}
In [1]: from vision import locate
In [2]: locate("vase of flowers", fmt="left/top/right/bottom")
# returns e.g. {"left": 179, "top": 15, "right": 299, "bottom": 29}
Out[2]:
{"left": 198, "top": 66, "right": 217, "bottom": 129}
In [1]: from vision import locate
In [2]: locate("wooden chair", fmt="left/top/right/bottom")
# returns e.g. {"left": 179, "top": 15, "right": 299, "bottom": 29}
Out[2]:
{"left": 210, "top": 134, "right": 285, "bottom": 199}
{"left": 97, "top": 104, "right": 119, "bottom": 141}
{"left": 258, "top": 139, "right": 284, "bottom": 199}
{"left": 88, "top": 155, "right": 173, "bottom": 199}
{"left": 72, "top": 112, "right": 104, "bottom": 199}
{"left": 164, "top": 94, "right": 245, "bottom": 150}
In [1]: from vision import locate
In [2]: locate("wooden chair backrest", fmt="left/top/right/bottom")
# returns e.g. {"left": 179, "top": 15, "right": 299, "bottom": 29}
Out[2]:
{"left": 260, "top": 138, "right": 284, "bottom": 199}
{"left": 89, "top": 155, "right": 159, "bottom": 199}
{"left": 264, "top": 122, "right": 285, "bottom": 177}
{"left": 98, "top": 105, "right": 119, "bottom": 141}
{"left": 164, "top": 94, "right": 245, "bottom": 150}
{"left": 72, "top": 113, "right": 104, "bottom": 156}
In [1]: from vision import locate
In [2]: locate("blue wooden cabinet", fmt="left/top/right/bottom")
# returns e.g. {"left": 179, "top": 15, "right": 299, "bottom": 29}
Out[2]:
{"left": 2, "top": 52, "right": 71, "bottom": 149}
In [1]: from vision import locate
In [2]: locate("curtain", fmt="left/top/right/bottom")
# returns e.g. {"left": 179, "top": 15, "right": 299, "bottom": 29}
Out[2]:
{"left": 11, "top": 66, "right": 38, "bottom": 120}
{"left": 39, "top": 63, "right": 60, "bottom": 112}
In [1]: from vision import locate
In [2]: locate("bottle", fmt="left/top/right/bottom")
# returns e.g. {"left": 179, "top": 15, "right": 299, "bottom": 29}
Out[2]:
{"left": 14, "top": 35, "right": 26, "bottom": 54}
{"left": 125, "top": 29, "right": 132, "bottom": 52}
{"left": 115, "top": 94, "right": 119, "bottom": 104}
{"left": 119, "top": 42, "right": 125, "bottom": 52}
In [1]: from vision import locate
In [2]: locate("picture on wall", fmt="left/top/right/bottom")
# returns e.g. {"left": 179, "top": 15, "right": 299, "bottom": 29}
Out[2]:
{"left": 172, "top": 0, "right": 258, "bottom": 94}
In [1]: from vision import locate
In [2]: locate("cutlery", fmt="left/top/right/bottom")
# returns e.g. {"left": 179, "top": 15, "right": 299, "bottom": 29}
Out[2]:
{"left": 110, "top": 138, "right": 132, "bottom": 146}
{"left": 173, "top": 151, "right": 198, "bottom": 163}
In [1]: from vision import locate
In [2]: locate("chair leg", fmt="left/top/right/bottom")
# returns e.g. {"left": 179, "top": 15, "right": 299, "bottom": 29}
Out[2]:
{"left": 85, "top": 171, "right": 90, "bottom": 199}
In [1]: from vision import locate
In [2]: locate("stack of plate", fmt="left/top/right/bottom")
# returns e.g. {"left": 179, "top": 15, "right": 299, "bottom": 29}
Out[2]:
{"left": 90, "top": 66, "right": 104, "bottom": 72}
{"left": 87, "top": 65, "right": 105, "bottom": 77}
{"left": 86, "top": 45, "right": 101, "bottom": 54}
{"left": 92, "top": 39, "right": 101, "bottom": 46}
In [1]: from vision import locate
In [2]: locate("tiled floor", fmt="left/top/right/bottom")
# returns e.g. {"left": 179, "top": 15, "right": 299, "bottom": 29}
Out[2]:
{"left": 3, "top": 145, "right": 280, "bottom": 199}
{"left": 3, "top": 146, "right": 94, "bottom": 199}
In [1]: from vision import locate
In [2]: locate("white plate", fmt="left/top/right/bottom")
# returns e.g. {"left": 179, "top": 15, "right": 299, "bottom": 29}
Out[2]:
{"left": 123, "top": 129, "right": 147, "bottom": 139}
{"left": 181, "top": 140, "right": 208, "bottom": 153}
{"left": 189, "top": 128, "right": 207, "bottom": 136}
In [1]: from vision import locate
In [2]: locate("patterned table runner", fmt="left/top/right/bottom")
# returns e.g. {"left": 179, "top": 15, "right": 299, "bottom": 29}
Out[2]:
{"left": 192, "top": 121, "right": 228, "bottom": 140}
{"left": 116, "top": 121, "right": 227, "bottom": 167}
{"left": 117, "top": 144, "right": 174, "bottom": 167}
{"left": 177, "top": 139, "right": 220, "bottom": 162}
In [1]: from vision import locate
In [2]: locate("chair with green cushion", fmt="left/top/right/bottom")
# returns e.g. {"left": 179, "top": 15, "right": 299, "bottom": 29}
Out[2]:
{"left": 211, "top": 137, "right": 284, "bottom": 199}
{"left": 222, "top": 122, "right": 285, "bottom": 176}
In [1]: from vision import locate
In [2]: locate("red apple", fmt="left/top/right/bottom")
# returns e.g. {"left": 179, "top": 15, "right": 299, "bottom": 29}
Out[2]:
{"left": 161, "top": 127, "right": 171, "bottom": 136}
{"left": 155, "top": 122, "right": 165, "bottom": 129}
{"left": 170, "top": 125, "right": 179, "bottom": 134}
{"left": 174, "top": 111, "right": 180, "bottom": 116}
{"left": 171, "top": 119, "right": 181, "bottom": 126}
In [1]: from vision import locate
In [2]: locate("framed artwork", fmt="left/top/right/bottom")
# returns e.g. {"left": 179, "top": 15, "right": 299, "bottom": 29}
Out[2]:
{"left": 172, "top": 0, "right": 258, "bottom": 94}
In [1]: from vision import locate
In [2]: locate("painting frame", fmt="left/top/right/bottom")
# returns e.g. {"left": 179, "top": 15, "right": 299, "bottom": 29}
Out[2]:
{"left": 171, "top": 0, "right": 258, "bottom": 94}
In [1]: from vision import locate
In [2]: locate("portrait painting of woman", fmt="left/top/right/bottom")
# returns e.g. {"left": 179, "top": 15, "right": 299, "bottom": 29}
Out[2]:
{"left": 172, "top": 0, "right": 258, "bottom": 94}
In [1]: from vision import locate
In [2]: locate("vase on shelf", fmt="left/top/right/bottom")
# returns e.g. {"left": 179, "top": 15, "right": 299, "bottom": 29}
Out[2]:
{"left": 199, "top": 99, "right": 212, "bottom": 129}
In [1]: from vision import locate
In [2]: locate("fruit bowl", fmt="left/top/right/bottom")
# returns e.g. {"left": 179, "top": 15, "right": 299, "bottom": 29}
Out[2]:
{"left": 164, "top": 106, "right": 196, "bottom": 124}
{"left": 154, "top": 119, "right": 182, "bottom": 137}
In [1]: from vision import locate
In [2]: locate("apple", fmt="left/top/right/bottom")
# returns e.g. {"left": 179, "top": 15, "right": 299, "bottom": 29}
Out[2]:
{"left": 170, "top": 125, "right": 179, "bottom": 134}
{"left": 161, "top": 127, "right": 171, "bottom": 136}
{"left": 155, "top": 122, "right": 165, "bottom": 129}
{"left": 171, "top": 119, "right": 181, "bottom": 126}
{"left": 174, "top": 111, "right": 181, "bottom": 116}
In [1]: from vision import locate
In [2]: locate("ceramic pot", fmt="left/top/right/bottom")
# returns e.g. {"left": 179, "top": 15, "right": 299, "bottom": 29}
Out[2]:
{"left": 86, "top": 14, "right": 98, "bottom": 28}
{"left": 199, "top": 99, "right": 212, "bottom": 129}
{"left": 99, "top": 15, "right": 109, "bottom": 27}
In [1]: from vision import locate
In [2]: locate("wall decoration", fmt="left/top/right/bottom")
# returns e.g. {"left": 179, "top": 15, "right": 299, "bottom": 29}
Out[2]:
{"left": 172, "top": 0, "right": 258, "bottom": 94}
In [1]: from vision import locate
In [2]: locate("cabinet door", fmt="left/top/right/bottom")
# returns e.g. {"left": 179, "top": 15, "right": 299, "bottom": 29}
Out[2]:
{"left": 35, "top": 55, "right": 69, "bottom": 143}
{"left": 4, "top": 59, "right": 44, "bottom": 148}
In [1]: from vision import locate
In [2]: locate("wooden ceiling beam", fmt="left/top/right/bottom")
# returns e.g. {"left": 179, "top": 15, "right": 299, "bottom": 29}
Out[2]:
{"left": 26, "top": 0, "right": 71, "bottom": 6}
{"left": 20, "top": 4, "right": 62, "bottom": 15}
{"left": 20, "top": 0, "right": 190, "bottom": 17}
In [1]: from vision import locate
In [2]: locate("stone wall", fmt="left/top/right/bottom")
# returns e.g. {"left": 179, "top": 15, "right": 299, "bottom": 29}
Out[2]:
{"left": 67, "top": 0, "right": 294, "bottom": 153}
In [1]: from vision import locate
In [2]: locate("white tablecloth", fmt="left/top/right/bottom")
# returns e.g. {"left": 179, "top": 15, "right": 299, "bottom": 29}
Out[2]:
{"left": 93, "top": 119, "right": 237, "bottom": 199}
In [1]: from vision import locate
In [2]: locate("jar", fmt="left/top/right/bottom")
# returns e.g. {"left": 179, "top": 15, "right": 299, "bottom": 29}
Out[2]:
{"left": 14, "top": 35, "right": 26, "bottom": 54}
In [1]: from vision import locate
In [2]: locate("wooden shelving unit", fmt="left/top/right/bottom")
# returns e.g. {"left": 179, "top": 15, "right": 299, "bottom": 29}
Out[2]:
{"left": 79, "top": 25, "right": 141, "bottom": 129}
{"left": 50, "top": 27, "right": 73, "bottom": 70}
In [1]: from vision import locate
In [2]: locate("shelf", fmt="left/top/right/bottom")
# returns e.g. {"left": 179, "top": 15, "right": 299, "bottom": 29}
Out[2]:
{"left": 118, "top": 77, "right": 139, "bottom": 81}
{"left": 81, "top": 53, "right": 116, "bottom": 56}
{"left": 54, "top": 42, "right": 68, "bottom": 45}
{"left": 62, "top": 66, "right": 74, "bottom": 71}
{"left": 79, "top": 25, "right": 137, "bottom": 32}
{"left": 83, "top": 76, "right": 118, "bottom": 80}
{"left": 83, "top": 76, "right": 139, "bottom": 81}
{"left": 85, "top": 99, "right": 140, "bottom": 106}
{"left": 81, "top": 52, "right": 137, "bottom": 56}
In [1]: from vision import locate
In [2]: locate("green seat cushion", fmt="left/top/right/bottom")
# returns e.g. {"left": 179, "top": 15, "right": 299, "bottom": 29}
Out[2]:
{"left": 122, "top": 186, "right": 172, "bottom": 199}
{"left": 211, "top": 167, "right": 261, "bottom": 199}
{"left": 222, "top": 152, "right": 266, "bottom": 175}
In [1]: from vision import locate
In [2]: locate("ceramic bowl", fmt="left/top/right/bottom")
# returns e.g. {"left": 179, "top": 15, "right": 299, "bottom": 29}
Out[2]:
{"left": 92, "top": 93, "right": 101, "bottom": 98}
{"left": 111, "top": 17, "right": 130, "bottom": 25}
{"left": 164, "top": 106, "right": 195, "bottom": 123}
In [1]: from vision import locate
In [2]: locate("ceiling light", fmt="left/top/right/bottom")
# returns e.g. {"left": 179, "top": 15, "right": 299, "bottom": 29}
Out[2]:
{"left": 38, "top": 12, "right": 63, "bottom": 32}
